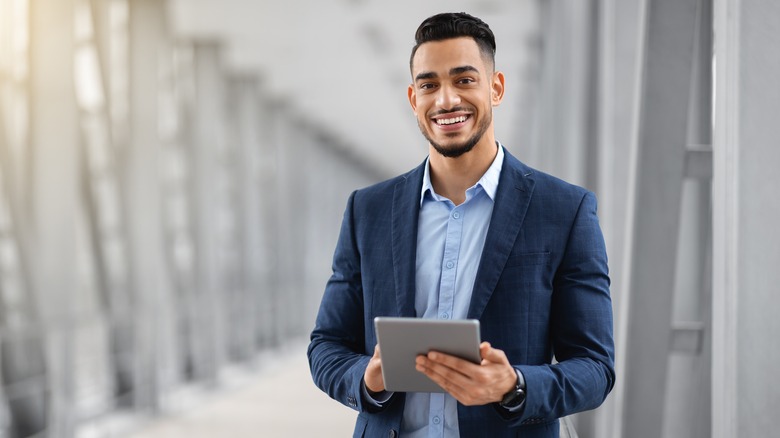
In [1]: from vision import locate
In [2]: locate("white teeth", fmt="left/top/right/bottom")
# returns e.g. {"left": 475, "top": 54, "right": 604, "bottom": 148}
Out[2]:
{"left": 437, "top": 115, "right": 468, "bottom": 125}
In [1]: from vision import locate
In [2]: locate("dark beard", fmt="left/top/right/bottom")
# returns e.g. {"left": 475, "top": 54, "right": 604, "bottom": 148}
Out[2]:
{"left": 419, "top": 112, "right": 491, "bottom": 158}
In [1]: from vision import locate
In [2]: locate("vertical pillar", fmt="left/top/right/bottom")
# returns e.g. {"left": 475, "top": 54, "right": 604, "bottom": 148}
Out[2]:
{"left": 272, "top": 104, "right": 293, "bottom": 341}
{"left": 127, "top": 0, "right": 172, "bottom": 409}
{"left": 156, "top": 41, "right": 194, "bottom": 390}
{"left": 621, "top": 0, "right": 700, "bottom": 436}
{"left": 190, "top": 41, "right": 224, "bottom": 382}
{"left": 256, "top": 97, "right": 280, "bottom": 349}
{"left": 661, "top": 1, "right": 713, "bottom": 436}
{"left": 0, "top": 91, "right": 48, "bottom": 438}
{"left": 303, "top": 140, "right": 384, "bottom": 331}
{"left": 713, "top": 0, "right": 780, "bottom": 437}
{"left": 75, "top": 0, "right": 139, "bottom": 413}
{"left": 529, "top": 0, "right": 595, "bottom": 186}
{"left": 295, "top": 123, "right": 315, "bottom": 336}
{"left": 28, "top": 0, "right": 79, "bottom": 435}
{"left": 584, "top": 0, "right": 648, "bottom": 436}
{"left": 275, "top": 109, "right": 309, "bottom": 337}
{"left": 217, "top": 77, "right": 242, "bottom": 364}
{"left": 0, "top": 2, "right": 49, "bottom": 437}
{"left": 227, "top": 74, "right": 261, "bottom": 361}
{"left": 300, "top": 127, "right": 328, "bottom": 330}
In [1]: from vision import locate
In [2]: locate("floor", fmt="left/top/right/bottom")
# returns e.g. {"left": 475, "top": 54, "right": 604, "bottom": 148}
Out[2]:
{"left": 124, "top": 340, "right": 356, "bottom": 438}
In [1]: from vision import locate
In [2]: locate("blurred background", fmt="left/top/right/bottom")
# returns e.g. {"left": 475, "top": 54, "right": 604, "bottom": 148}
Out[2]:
{"left": 0, "top": 0, "right": 777, "bottom": 437}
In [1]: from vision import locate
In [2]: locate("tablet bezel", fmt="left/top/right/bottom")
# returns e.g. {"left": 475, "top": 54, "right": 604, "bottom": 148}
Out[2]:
{"left": 374, "top": 317, "right": 482, "bottom": 393}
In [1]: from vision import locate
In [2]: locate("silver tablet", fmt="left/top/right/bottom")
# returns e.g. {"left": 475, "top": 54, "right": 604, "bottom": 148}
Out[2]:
{"left": 374, "top": 317, "right": 482, "bottom": 393}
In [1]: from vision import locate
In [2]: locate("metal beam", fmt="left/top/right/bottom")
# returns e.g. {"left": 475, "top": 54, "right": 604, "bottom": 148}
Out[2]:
{"left": 711, "top": 0, "right": 740, "bottom": 436}
{"left": 684, "top": 147, "right": 713, "bottom": 180}
{"left": 670, "top": 321, "right": 705, "bottom": 353}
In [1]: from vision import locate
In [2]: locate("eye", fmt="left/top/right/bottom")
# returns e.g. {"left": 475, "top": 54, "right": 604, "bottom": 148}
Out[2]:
{"left": 457, "top": 77, "right": 475, "bottom": 85}
{"left": 419, "top": 83, "right": 437, "bottom": 90}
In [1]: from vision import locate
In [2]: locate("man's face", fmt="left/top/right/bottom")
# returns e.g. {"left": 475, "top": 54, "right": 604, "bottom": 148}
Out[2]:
{"left": 408, "top": 37, "right": 504, "bottom": 158}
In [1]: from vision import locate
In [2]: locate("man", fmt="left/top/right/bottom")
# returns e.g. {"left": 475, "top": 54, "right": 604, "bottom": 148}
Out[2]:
{"left": 308, "top": 12, "right": 615, "bottom": 438}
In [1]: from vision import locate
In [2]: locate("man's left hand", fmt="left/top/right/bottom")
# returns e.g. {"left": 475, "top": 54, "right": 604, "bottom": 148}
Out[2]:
{"left": 415, "top": 341, "right": 517, "bottom": 406}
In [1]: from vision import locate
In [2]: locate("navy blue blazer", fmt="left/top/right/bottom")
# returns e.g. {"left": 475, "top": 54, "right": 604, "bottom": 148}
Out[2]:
{"left": 308, "top": 148, "right": 615, "bottom": 438}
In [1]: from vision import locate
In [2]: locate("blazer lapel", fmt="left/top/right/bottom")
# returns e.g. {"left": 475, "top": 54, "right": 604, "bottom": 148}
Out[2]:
{"left": 468, "top": 152, "right": 535, "bottom": 320}
{"left": 392, "top": 162, "right": 425, "bottom": 317}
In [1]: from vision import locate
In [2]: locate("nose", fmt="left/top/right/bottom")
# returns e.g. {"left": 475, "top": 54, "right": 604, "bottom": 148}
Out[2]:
{"left": 435, "top": 84, "right": 461, "bottom": 110}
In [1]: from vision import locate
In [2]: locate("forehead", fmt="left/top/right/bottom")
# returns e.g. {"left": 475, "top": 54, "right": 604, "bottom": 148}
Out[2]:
{"left": 411, "top": 37, "right": 488, "bottom": 76}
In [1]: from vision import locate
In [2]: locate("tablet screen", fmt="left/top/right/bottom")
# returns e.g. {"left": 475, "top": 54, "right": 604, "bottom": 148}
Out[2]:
{"left": 374, "top": 317, "right": 481, "bottom": 393}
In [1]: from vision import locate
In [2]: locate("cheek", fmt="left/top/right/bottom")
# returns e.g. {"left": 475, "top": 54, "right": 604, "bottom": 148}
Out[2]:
{"left": 412, "top": 99, "right": 424, "bottom": 115}
{"left": 415, "top": 104, "right": 431, "bottom": 120}
{"left": 417, "top": 113, "right": 431, "bottom": 129}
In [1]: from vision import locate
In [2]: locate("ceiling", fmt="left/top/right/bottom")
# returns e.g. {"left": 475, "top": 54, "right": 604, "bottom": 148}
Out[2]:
{"left": 168, "top": 0, "right": 542, "bottom": 176}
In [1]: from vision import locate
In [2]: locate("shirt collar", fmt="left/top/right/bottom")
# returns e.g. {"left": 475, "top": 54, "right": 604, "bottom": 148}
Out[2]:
{"left": 420, "top": 142, "right": 505, "bottom": 206}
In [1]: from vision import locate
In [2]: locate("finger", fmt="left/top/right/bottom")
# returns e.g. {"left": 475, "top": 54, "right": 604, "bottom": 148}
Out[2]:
{"left": 427, "top": 350, "right": 481, "bottom": 374}
{"left": 416, "top": 358, "right": 493, "bottom": 406}
{"left": 480, "top": 343, "right": 509, "bottom": 365}
{"left": 417, "top": 355, "right": 472, "bottom": 387}
{"left": 416, "top": 358, "right": 469, "bottom": 395}
{"left": 373, "top": 344, "right": 381, "bottom": 359}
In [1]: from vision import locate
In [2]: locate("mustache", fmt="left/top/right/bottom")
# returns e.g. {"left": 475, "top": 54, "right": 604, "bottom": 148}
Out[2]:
{"left": 428, "top": 107, "right": 472, "bottom": 117}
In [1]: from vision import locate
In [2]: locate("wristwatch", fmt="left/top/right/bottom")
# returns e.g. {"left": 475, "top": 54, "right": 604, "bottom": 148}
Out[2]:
{"left": 500, "top": 368, "right": 526, "bottom": 408}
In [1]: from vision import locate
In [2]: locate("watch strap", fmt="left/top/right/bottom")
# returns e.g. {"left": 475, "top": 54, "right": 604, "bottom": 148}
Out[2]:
{"left": 500, "top": 368, "right": 526, "bottom": 408}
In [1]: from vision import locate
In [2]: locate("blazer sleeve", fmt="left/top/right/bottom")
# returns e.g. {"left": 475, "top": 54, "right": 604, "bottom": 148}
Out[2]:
{"left": 307, "top": 191, "right": 380, "bottom": 414}
{"left": 510, "top": 191, "right": 616, "bottom": 426}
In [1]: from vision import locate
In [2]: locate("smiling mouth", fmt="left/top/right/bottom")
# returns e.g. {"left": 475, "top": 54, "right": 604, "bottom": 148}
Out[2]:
{"left": 434, "top": 115, "right": 470, "bottom": 126}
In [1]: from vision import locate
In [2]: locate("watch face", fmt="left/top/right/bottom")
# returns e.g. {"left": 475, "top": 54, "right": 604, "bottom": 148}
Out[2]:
{"left": 501, "top": 388, "right": 525, "bottom": 407}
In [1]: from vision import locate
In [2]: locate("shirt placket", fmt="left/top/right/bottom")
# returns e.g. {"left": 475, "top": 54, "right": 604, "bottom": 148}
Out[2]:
{"left": 429, "top": 205, "right": 464, "bottom": 438}
{"left": 438, "top": 206, "right": 463, "bottom": 320}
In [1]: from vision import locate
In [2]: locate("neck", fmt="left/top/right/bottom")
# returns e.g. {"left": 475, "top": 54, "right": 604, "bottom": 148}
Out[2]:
{"left": 428, "top": 134, "right": 498, "bottom": 206}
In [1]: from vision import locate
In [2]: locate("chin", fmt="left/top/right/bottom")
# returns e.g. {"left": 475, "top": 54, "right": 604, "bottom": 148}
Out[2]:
{"left": 431, "top": 140, "right": 477, "bottom": 158}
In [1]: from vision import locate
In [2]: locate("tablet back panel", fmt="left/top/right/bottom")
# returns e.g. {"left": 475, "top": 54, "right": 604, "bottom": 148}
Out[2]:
{"left": 374, "top": 317, "right": 481, "bottom": 393}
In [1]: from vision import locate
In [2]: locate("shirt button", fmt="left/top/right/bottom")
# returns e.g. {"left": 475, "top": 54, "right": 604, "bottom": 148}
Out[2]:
{"left": 452, "top": 211, "right": 460, "bottom": 219}
{"left": 433, "top": 416, "right": 441, "bottom": 425}
{"left": 446, "top": 261, "right": 454, "bottom": 269}
{"left": 441, "top": 313, "right": 449, "bottom": 319}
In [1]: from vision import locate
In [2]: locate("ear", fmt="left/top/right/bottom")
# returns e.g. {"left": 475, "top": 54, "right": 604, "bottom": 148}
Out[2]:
{"left": 491, "top": 71, "right": 505, "bottom": 106}
{"left": 408, "top": 84, "right": 417, "bottom": 113}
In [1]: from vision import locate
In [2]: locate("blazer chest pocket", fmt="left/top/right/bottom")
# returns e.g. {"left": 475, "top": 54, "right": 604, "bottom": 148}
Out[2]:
{"left": 504, "top": 251, "right": 551, "bottom": 268}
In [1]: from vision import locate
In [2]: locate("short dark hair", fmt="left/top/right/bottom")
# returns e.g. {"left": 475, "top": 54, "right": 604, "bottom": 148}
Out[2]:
{"left": 410, "top": 12, "right": 496, "bottom": 71}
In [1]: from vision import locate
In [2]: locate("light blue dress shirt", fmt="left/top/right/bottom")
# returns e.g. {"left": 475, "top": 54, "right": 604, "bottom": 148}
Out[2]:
{"left": 400, "top": 145, "right": 504, "bottom": 438}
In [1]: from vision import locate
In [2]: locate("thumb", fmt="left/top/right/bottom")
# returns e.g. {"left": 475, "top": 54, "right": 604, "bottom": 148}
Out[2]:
{"left": 480, "top": 341, "right": 492, "bottom": 356}
{"left": 480, "top": 342, "right": 507, "bottom": 364}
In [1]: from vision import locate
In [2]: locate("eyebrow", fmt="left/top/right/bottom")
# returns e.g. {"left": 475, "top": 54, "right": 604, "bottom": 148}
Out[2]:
{"left": 450, "top": 65, "right": 480, "bottom": 76}
{"left": 414, "top": 65, "right": 480, "bottom": 82}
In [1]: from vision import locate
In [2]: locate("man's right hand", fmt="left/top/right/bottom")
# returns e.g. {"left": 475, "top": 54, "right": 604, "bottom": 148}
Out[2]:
{"left": 364, "top": 345, "right": 385, "bottom": 394}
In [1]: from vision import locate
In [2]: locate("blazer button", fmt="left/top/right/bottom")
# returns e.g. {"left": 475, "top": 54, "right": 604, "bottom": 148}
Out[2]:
{"left": 388, "top": 430, "right": 397, "bottom": 438}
